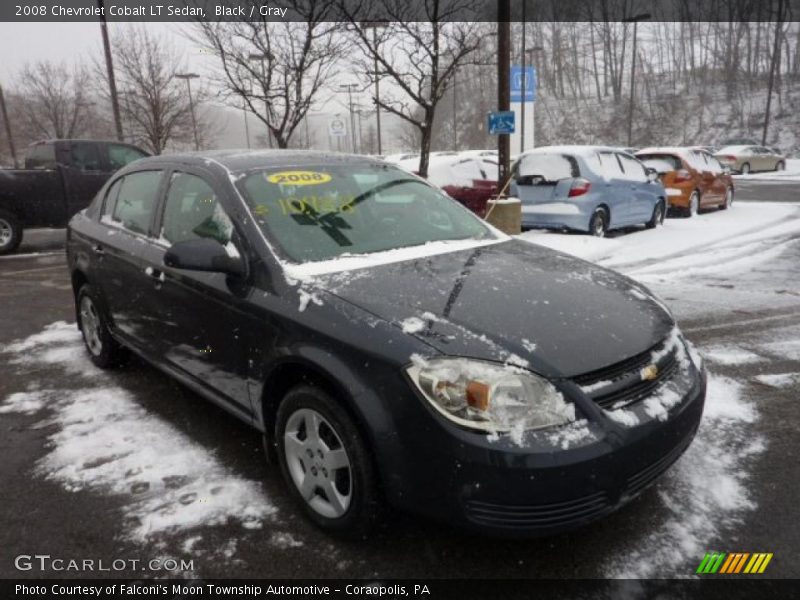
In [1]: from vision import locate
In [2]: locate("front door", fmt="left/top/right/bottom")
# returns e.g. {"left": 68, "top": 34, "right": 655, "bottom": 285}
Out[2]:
{"left": 147, "top": 170, "right": 255, "bottom": 415}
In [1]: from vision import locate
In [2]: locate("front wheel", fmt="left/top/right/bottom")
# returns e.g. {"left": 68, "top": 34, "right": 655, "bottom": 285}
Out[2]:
{"left": 740, "top": 162, "right": 751, "bottom": 175}
{"left": 276, "top": 385, "right": 382, "bottom": 538}
{"left": 646, "top": 201, "right": 665, "bottom": 229}
{"left": 0, "top": 209, "right": 23, "bottom": 255}
{"left": 589, "top": 208, "right": 608, "bottom": 237}
{"left": 775, "top": 160, "right": 785, "bottom": 171}
{"left": 77, "top": 284, "right": 127, "bottom": 368}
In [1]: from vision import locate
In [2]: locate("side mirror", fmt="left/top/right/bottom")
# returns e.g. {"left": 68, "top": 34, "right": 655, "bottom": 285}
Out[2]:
{"left": 645, "top": 167, "right": 658, "bottom": 182}
{"left": 164, "top": 238, "right": 246, "bottom": 277}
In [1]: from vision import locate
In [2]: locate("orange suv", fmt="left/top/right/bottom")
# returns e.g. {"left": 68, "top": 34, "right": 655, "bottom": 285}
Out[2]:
{"left": 635, "top": 147, "right": 734, "bottom": 217}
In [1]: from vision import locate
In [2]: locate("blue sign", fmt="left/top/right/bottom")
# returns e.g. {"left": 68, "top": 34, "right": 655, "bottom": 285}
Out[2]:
{"left": 488, "top": 111, "right": 515, "bottom": 135}
{"left": 510, "top": 66, "right": 536, "bottom": 103}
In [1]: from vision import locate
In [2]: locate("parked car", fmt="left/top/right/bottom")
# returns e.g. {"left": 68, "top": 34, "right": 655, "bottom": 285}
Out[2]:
{"left": 714, "top": 145, "right": 786, "bottom": 174}
{"left": 383, "top": 152, "right": 419, "bottom": 164}
{"left": 510, "top": 146, "right": 667, "bottom": 237}
{"left": 0, "top": 139, "right": 149, "bottom": 254}
{"left": 398, "top": 154, "right": 499, "bottom": 216}
{"left": 67, "top": 150, "right": 706, "bottom": 537}
{"left": 719, "top": 137, "right": 760, "bottom": 147}
{"left": 635, "top": 147, "right": 734, "bottom": 217}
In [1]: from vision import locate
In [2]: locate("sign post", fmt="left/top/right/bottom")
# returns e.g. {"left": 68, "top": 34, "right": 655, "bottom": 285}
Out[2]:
{"left": 510, "top": 65, "right": 536, "bottom": 153}
{"left": 328, "top": 116, "right": 347, "bottom": 152}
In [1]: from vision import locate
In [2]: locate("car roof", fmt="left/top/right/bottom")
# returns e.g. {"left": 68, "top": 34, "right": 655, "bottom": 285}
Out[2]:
{"left": 518, "top": 145, "right": 618, "bottom": 158}
{"left": 715, "top": 145, "right": 757, "bottom": 153}
{"left": 131, "top": 149, "right": 385, "bottom": 173}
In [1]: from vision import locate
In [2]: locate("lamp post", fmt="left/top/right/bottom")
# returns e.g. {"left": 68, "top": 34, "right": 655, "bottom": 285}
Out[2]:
{"left": 497, "top": 0, "right": 511, "bottom": 188}
{"left": 0, "top": 84, "right": 18, "bottom": 168}
{"left": 521, "top": 46, "right": 543, "bottom": 153}
{"left": 249, "top": 52, "right": 274, "bottom": 148}
{"left": 96, "top": 0, "right": 123, "bottom": 142}
{"left": 339, "top": 84, "right": 359, "bottom": 153}
{"left": 623, "top": 13, "right": 651, "bottom": 147}
{"left": 175, "top": 73, "right": 200, "bottom": 151}
{"left": 361, "top": 21, "right": 387, "bottom": 155}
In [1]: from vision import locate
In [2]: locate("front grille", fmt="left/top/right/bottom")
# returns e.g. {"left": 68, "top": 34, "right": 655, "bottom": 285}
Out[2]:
{"left": 464, "top": 491, "right": 610, "bottom": 530}
{"left": 573, "top": 337, "right": 679, "bottom": 410}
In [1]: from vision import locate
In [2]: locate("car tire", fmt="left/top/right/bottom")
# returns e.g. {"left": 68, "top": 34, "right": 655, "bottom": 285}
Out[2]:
{"left": 719, "top": 187, "right": 734, "bottom": 210}
{"left": 646, "top": 201, "right": 665, "bottom": 229}
{"left": 77, "top": 284, "right": 128, "bottom": 369}
{"left": 589, "top": 208, "right": 608, "bottom": 237}
{"left": 775, "top": 160, "right": 785, "bottom": 171}
{"left": 276, "top": 384, "right": 382, "bottom": 538}
{"left": 740, "top": 162, "right": 751, "bottom": 175}
{"left": 0, "top": 209, "right": 23, "bottom": 256}
{"left": 685, "top": 191, "right": 700, "bottom": 218}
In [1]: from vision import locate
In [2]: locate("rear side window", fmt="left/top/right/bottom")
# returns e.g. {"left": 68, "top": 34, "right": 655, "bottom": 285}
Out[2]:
{"left": 108, "top": 171, "right": 163, "bottom": 235}
{"left": 107, "top": 145, "right": 148, "bottom": 170}
{"left": 26, "top": 144, "right": 57, "bottom": 169}
{"left": 517, "top": 153, "right": 579, "bottom": 184}
{"left": 637, "top": 154, "right": 682, "bottom": 171}
{"left": 160, "top": 172, "right": 233, "bottom": 246}
{"left": 70, "top": 143, "right": 102, "bottom": 171}
{"left": 617, "top": 154, "right": 648, "bottom": 182}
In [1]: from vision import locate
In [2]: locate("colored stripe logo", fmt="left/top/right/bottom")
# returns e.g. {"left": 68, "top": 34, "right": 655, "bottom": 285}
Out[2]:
{"left": 696, "top": 552, "right": 773, "bottom": 574}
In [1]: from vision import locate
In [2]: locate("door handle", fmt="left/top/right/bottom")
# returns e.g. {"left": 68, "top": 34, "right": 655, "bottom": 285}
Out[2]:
{"left": 92, "top": 244, "right": 105, "bottom": 256}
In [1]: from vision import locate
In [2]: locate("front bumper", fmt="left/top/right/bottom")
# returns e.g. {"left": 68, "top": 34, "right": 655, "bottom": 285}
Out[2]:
{"left": 381, "top": 361, "right": 706, "bottom": 537}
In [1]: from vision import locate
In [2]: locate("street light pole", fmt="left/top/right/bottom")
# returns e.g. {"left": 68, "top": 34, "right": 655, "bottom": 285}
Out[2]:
{"left": 0, "top": 84, "right": 18, "bottom": 168}
{"left": 96, "top": 0, "right": 124, "bottom": 142}
{"left": 361, "top": 21, "right": 387, "bottom": 155}
{"left": 623, "top": 13, "right": 651, "bottom": 147}
{"left": 339, "top": 84, "right": 359, "bottom": 153}
{"left": 452, "top": 67, "right": 458, "bottom": 151}
{"left": 175, "top": 73, "right": 200, "bottom": 151}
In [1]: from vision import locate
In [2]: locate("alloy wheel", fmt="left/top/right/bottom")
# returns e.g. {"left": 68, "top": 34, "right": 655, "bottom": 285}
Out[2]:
{"left": 79, "top": 296, "right": 103, "bottom": 356}
{"left": 283, "top": 408, "right": 352, "bottom": 519}
{"left": 689, "top": 193, "right": 699, "bottom": 217}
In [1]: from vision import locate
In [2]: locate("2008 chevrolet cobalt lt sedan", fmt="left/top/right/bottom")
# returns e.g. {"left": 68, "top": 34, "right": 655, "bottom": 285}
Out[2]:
{"left": 66, "top": 150, "right": 706, "bottom": 537}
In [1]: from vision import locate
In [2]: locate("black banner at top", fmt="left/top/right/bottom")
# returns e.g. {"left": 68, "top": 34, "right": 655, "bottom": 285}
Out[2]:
{"left": 1, "top": 0, "right": 799, "bottom": 23}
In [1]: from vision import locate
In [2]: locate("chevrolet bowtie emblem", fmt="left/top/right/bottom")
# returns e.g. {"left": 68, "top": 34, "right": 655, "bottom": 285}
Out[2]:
{"left": 641, "top": 364, "right": 659, "bottom": 381}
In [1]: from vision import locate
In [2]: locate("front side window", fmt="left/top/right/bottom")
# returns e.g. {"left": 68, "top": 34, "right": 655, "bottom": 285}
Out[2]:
{"left": 161, "top": 172, "right": 233, "bottom": 246}
{"left": 110, "top": 171, "right": 163, "bottom": 235}
{"left": 237, "top": 163, "right": 493, "bottom": 264}
{"left": 108, "top": 144, "right": 148, "bottom": 170}
{"left": 617, "top": 154, "right": 648, "bottom": 182}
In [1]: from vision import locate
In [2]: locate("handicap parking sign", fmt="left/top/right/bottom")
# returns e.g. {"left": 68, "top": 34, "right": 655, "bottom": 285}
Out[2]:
{"left": 488, "top": 111, "right": 515, "bottom": 135}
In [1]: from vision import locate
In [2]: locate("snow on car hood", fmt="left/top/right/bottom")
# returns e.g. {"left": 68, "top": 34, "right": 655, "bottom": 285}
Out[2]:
{"left": 314, "top": 240, "right": 675, "bottom": 378}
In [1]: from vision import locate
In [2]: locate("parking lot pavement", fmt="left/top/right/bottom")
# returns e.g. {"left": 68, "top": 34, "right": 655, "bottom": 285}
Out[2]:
{"left": 1, "top": 203, "right": 799, "bottom": 580}
{"left": 734, "top": 179, "right": 800, "bottom": 203}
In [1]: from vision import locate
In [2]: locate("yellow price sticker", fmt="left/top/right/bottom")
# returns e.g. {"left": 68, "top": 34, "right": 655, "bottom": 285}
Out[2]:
{"left": 266, "top": 171, "right": 332, "bottom": 186}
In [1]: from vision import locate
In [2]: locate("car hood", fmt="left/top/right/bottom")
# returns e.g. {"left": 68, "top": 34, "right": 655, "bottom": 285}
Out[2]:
{"left": 314, "top": 240, "right": 674, "bottom": 379}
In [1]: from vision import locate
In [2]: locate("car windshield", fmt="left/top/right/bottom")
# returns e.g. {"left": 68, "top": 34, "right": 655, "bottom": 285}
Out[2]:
{"left": 236, "top": 163, "right": 494, "bottom": 264}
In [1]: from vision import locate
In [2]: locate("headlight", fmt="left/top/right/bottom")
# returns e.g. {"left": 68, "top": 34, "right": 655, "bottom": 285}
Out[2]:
{"left": 406, "top": 357, "right": 575, "bottom": 433}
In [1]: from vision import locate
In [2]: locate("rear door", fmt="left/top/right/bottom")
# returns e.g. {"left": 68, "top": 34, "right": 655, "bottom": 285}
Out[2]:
{"left": 61, "top": 141, "right": 114, "bottom": 219}
{"left": 148, "top": 169, "right": 254, "bottom": 414}
{"left": 93, "top": 169, "right": 167, "bottom": 351}
{"left": 596, "top": 151, "right": 635, "bottom": 226}
{"left": 617, "top": 153, "right": 656, "bottom": 222}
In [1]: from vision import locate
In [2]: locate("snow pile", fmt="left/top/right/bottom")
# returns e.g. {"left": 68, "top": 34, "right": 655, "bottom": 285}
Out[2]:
{"left": 606, "top": 374, "right": 765, "bottom": 578}
{"left": 0, "top": 321, "right": 279, "bottom": 558}
{"left": 701, "top": 346, "right": 765, "bottom": 366}
{"left": 755, "top": 372, "right": 800, "bottom": 389}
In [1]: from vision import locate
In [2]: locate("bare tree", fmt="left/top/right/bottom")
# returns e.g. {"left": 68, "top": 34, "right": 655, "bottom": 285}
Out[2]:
{"left": 100, "top": 27, "right": 208, "bottom": 154}
{"left": 15, "top": 61, "right": 94, "bottom": 140}
{"left": 340, "top": 0, "right": 484, "bottom": 176}
{"left": 192, "top": 0, "right": 347, "bottom": 149}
